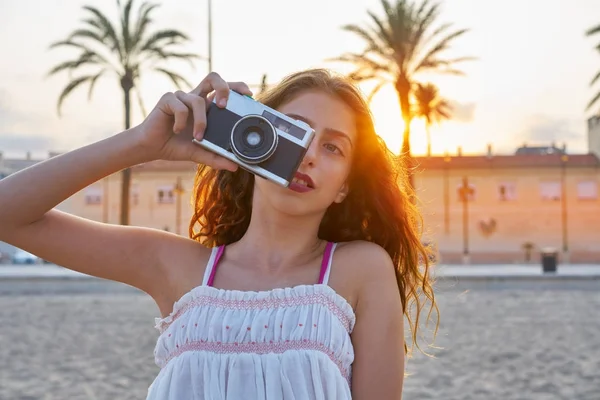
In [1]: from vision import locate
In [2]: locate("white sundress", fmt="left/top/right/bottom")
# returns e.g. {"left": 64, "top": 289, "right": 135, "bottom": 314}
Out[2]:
{"left": 147, "top": 241, "right": 356, "bottom": 400}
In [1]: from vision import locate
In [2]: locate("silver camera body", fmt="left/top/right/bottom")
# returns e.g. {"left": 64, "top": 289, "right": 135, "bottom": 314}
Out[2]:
{"left": 192, "top": 90, "right": 315, "bottom": 187}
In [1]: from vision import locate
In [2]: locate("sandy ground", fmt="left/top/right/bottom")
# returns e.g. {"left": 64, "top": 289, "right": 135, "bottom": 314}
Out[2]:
{"left": 0, "top": 278, "right": 598, "bottom": 400}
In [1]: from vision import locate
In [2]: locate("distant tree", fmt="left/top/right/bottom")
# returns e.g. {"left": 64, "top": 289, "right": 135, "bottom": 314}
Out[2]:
{"left": 332, "top": 0, "right": 472, "bottom": 188}
{"left": 48, "top": 0, "right": 199, "bottom": 225}
{"left": 585, "top": 23, "right": 600, "bottom": 112}
{"left": 413, "top": 82, "right": 452, "bottom": 156}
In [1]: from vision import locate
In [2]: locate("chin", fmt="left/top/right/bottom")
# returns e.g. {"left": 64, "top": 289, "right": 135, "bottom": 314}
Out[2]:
{"left": 254, "top": 179, "right": 333, "bottom": 217}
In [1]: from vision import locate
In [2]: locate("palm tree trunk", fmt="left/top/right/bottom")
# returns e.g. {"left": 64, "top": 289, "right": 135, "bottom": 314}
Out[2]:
{"left": 395, "top": 75, "right": 414, "bottom": 191}
{"left": 426, "top": 122, "right": 432, "bottom": 157}
{"left": 120, "top": 86, "right": 132, "bottom": 226}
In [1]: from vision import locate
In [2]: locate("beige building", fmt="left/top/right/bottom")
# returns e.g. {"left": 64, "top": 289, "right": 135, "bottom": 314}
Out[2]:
{"left": 414, "top": 150, "right": 599, "bottom": 264}
{"left": 75, "top": 160, "right": 199, "bottom": 235}
{"left": 2, "top": 119, "right": 599, "bottom": 264}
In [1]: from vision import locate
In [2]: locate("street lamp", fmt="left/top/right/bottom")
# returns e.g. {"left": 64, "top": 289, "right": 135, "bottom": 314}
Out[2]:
{"left": 174, "top": 176, "right": 185, "bottom": 235}
{"left": 561, "top": 154, "right": 569, "bottom": 262}
{"left": 207, "top": 0, "right": 212, "bottom": 72}
{"left": 458, "top": 176, "right": 473, "bottom": 264}
{"left": 443, "top": 154, "right": 451, "bottom": 235}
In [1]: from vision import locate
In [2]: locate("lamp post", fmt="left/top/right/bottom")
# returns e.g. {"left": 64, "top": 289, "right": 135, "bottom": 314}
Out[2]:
{"left": 207, "top": 0, "right": 212, "bottom": 72}
{"left": 458, "top": 176, "right": 472, "bottom": 264}
{"left": 561, "top": 154, "right": 569, "bottom": 263}
{"left": 174, "top": 177, "right": 184, "bottom": 235}
{"left": 443, "top": 154, "right": 451, "bottom": 235}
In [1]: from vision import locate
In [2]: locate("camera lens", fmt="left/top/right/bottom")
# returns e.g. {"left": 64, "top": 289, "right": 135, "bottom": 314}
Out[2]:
{"left": 230, "top": 115, "right": 278, "bottom": 164}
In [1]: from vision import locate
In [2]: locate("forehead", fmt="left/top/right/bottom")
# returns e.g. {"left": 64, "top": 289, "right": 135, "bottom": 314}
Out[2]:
{"left": 276, "top": 90, "right": 357, "bottom": 140}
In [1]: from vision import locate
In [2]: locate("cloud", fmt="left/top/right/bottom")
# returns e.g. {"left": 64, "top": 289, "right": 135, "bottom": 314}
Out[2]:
{"left": 0, "top": 134, "right": 55, "bottom": 156}
{"left": 520, "top": 114, "right": 583, "bottom": 145}
{"left": 447, "top": 100, "right": 476, "bottom": 123}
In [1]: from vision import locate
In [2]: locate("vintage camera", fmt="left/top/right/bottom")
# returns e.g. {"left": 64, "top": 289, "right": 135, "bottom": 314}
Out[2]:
{"left": 192, "top": 90, "right": 315, "bottom": 187}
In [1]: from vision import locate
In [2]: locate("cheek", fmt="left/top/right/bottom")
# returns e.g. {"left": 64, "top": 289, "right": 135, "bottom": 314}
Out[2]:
{"left": 321, "top": 158, "right": 351, "bottom": 192}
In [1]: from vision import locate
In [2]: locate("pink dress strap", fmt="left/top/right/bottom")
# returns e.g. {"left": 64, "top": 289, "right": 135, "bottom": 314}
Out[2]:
{"left": 205, "top": 245, "right": 225, "bottom": 287}
{"left": 318, "top": 242, "right": 337, "bottom": 285}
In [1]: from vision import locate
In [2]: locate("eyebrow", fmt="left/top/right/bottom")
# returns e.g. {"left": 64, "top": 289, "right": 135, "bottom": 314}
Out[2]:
{"left": 285, "top": 113, "right": 353, "bottom": 147}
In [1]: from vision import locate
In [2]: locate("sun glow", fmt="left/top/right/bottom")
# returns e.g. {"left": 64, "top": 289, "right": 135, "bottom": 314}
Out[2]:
{"left": 362, "top": 83, "right": 468, "bottom": 156}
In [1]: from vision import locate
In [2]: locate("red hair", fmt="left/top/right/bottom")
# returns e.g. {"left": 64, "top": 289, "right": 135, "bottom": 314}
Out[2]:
{"left": 189, "top": 68, "right": 438, "bottom": 355}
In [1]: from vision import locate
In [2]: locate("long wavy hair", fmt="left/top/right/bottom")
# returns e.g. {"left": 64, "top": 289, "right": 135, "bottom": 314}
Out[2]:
{"left": 189, "top": 68, "right": 438, "bottom": 356}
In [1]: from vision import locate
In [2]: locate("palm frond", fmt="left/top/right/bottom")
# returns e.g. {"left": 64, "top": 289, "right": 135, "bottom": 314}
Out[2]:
{"left": 82, "top": 5, "right": 123, "bottom": 60}
{"left": 47, "top": 51, "right": 105, "bottom": 77}
{"left": 49, "top": 40, "right": 93, "bottom": 52}
{"left": 366, "top": 11, "right": 395, "bottom": 53}
{"left": 367, "top": 80, "right": 389, "bottom": 103}
{"left": 139, "top": 29, "right": 190, "bottom": 51}
{"left": 87, "top": 69, "right": 107, "bottom": 100}
{"left": 586, "top": 90, "right": 600, "bottom": 111}
{"left": 586, "top": 24, "right": 600, "bottom": 37}
{"left": 120, "top": 0, "right": 135, "bottom": 53}
{"left": 590, "top": 70, "right": 600, "bottom": 86}
{"left": 56, "top": 75, "right": 97, "bottom": 116}
{"left": 407, "top": 0, "right": 439, "bottom": 61}
{"left": 144, "top": 47, "right": 200, "bottom": 67}
{"left": 341, "top": 24, "right": 391, "bottom": 58}
{"left": 411, "top": 28, "right": 470, "bottom": 74}
{"left": 131, "top": 2, "right": 160, "bottom": 50}
{"left": 134, "top": 84, "right": 148, "bottom": 117}
{"left": 66, "top": 29, "right": 107, "bottom": 46}
{"left": 331, "top": 53, "right": 393, "bottom": 75}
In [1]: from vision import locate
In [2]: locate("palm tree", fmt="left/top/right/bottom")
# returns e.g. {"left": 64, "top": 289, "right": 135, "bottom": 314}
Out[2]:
{"left": 585, "top": 23, "right": 600, "bottom": 111}
{"left": 332, "top": 0, "right": 472, "bottom": 186}
{"left": 48, "top": 0, "right": 199, "bottom": 225}
{"left": 413, "top": 82, "right": 451, "bottom": 156}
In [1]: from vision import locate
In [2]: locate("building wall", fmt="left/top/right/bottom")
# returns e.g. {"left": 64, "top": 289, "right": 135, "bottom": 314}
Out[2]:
{"left": 588, "top": 116, "right": 600, "bottom": 158}
{"left": 415, "top": 163, "right": 600, "bottom": 263}
{"left": 69, "top": 168, "right": 198, "bottom": 234}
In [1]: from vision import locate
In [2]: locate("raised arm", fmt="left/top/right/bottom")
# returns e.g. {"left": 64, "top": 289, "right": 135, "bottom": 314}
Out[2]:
{"left": 0, "top": 73, "right": 251, "bottom": 299}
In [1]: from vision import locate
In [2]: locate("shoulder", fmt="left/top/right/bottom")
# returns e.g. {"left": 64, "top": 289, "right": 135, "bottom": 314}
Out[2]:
{"left": 330, "top": 240, "right": 399, "bottom": 311}
{"left": 153, "top": 233, "right": 214, "bottom": 307}
{"left": 334, "top": 240, "right": 396, "bottom": 285}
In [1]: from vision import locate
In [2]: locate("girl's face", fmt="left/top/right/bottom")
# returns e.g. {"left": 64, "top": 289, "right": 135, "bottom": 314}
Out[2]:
{"left": 253, "top": 89, "right": 357, "bottom": 217}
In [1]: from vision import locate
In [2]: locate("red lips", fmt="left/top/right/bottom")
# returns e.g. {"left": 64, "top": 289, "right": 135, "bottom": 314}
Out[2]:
{"left": 288, "top": 171, "right": 315, "bottom": 193}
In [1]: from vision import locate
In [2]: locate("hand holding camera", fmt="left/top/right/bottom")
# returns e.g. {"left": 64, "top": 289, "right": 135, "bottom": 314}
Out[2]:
{"left": 135, "top": 71, "right": 315, "bottom": 186}
{"left": 134, "top": 72, "right": 253, "bottom": 172}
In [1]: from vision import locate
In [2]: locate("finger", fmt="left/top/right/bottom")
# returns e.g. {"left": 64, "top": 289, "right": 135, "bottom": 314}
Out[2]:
{"left": 190, "top": 147, "right": 238, "bottom": 172}
{"left": 163, "top": 92, "right": 189, "bottom": 133}
{"left": 206, "top": 92, "right": 217, "bottom": 109}
{"left": 192, "top": 72, "right": 230, "bottom": 108}
{"left": 228, "top": 82, "right": 253, "bottom": 97}
{"left": 175, "top": 91, "right": 206, "bottom": 139}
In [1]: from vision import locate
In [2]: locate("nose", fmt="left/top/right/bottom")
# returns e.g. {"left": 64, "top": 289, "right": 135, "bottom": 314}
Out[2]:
{"left": 300, "top": 137, "right": 318, "bottom": 168}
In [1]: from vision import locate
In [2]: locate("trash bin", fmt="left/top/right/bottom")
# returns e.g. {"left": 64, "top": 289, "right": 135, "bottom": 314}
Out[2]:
{"left": 540, "top": 247, "right": 558, "bottom": 273}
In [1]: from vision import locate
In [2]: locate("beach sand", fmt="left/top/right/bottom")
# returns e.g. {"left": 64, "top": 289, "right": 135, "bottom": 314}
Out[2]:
{"left": 0, "top": 278, "right": 598, "bottom": 400}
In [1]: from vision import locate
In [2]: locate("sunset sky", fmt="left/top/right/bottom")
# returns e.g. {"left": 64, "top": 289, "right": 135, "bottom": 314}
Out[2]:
{"left": 1, "top": 0, "right": 599, "bottom": 158}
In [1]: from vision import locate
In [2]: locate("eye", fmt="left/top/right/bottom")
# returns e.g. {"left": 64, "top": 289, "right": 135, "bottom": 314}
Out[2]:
{"left": 324, "top": 143, "right": 343, "bottom": 155}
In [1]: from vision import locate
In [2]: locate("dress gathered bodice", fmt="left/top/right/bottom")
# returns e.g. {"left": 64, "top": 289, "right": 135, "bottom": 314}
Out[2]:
{"left": 146, "top": 242, "right": 356, "bottom": 400}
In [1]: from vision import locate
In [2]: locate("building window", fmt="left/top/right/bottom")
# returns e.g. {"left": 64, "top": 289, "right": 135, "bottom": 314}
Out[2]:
{"left": 84, "top": 186, "right": 102, "bottom": 205}
{"left": 577, "top": 180, "right": 598, "bottom": 200}
{"left": 157, "top": 185, "right": 174, "bottom": 204}
{"left": 131, "top": 183, "right": 140, "bottom": 206}
{"left": 498, "top": 182, "right": 517, "bottom": 201}
{"left": 456, "top": 182, "right": 476, "bottom": 202}
{"left": 540, "top": 181, "right": 561, "bottom": 201}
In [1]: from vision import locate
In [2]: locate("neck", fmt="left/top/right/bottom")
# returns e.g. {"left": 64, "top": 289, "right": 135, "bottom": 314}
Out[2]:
{"left": 230, "top": 195, "right": 326, "bottom": 272}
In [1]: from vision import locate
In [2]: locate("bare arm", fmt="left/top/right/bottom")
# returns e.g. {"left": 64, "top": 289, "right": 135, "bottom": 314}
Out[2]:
{"left": 0, "top": 73, "right": 251, "bottom": 298}
{"left": 0, "top": 130, "right": 169, "bottom": 294}
{"left": 349, "top": 242, "right": 405, "bottom": 399}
